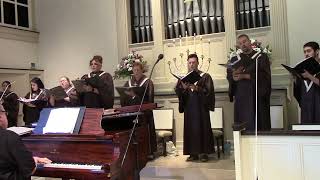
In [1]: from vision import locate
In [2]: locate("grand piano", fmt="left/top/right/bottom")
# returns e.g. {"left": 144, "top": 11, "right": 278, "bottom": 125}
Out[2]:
{"left": 22, "top": 103, "right": 157, "bottom": 180}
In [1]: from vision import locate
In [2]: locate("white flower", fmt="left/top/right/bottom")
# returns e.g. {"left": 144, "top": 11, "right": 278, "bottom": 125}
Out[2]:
{"left": 126, "top": 64, "right": 130, "bottom": 68}
{"left": 117, "top": 64, "right": 120, "bottom": 69}
{"left": 134, "top": 59, "right": 140, "bottom": 63}
{"left": 253, "top": 48, "right": 260, "bottom": 52}
{"left": 250, "top": 39, "right": 256, "bottom": 44}
{"left": 128, "top": 67, "right": 132, "bottom": 71}
{"left": 230, "top": 52, "right": 237, "bottom": 58}
{"left": 236, "top": 49, "right": 243, "bottom": 54}
{"left": 124, "top": 60, "right": 128, "bottom": 63}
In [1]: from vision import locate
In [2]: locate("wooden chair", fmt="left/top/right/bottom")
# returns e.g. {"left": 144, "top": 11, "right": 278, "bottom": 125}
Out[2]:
{"left": 210, "top": 108, "right": 224, "bottom": 158}
{"left": 153, "top": 108, "right": 174, "bottom": 156}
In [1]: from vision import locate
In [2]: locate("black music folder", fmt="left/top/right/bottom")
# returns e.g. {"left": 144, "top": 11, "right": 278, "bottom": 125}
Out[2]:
{"left": 282, "top": 57, "right": 320, "bottom": 79}
{"left": 50, "top": 86, "right": 67, "bottom": 100}
{"left": 72, "top": 80, "right": 87, "bottom": 93}
{"left": 85, "top": 76, "right": 104, "bottom": 88}
{"left": 171, "top": 70, "right": 202, "bottom": 84}
{"left": 116, "top": 86, "right": 144, "bottom": 98}
{"left": 218, "top": 58, "right": 242, "bottom": 69}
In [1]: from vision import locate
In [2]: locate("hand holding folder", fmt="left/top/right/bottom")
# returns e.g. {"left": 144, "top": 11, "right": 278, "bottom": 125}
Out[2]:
{"left": 282, "top": 57, "right": 320, "bottom": 79}
{"left": 50, "top": 86, "right": 67, "bottom": 100}
{"left": 170, "top": 70, "right": 202, "bottom": 84}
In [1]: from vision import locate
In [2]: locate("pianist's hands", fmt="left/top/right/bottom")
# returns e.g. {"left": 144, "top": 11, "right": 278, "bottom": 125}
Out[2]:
{"left": 33, "top": 157, "right": 52, "bottom": 165}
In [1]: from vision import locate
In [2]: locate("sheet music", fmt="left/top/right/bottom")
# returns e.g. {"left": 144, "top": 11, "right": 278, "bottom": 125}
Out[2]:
{"left": 18, "top": 97, "right": 37, "bottom": 103}
{"left": 43, "top": 108, "right": 80, "bottom": 134}
{"left": 7, "top": 127, "right": 34, "bottom": 136}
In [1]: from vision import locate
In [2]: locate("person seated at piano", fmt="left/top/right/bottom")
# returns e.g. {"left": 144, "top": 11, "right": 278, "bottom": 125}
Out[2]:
{"left": 21, "top": 77, "right": 49, "bottom": 126}
{"left": 81, "top": 55, "right": 114, "bottom": 109}
{"left": 0, "top": 81, "right": 19, "bottom": 127}
{"left": 50, "top": 76, "right": 79, "bottom": 107}
{"left": 0, "top": 104, "right": 52, "bottom": 180}
{"left": 121, "top": 62, "right": 157, "bottom": 159}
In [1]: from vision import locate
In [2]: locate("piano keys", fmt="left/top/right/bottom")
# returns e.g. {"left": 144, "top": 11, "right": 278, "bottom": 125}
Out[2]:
{"left": 24, "top": 134, "right": 120, "bottom": 179}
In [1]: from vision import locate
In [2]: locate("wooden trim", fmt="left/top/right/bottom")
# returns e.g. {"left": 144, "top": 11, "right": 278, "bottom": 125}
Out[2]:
{"left": 0, "top": 25, "right": 39, "bottom": 42}
{"left": 0, "top": 67, "right": 43, "bottom": 71}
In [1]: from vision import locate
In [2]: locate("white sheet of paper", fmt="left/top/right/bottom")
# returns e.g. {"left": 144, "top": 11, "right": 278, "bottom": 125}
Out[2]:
{"left": 43, "top": 108, "right": 80, "bottom": 134}
{"left": 7, "top": 127, "right": 34, "bottom": 136}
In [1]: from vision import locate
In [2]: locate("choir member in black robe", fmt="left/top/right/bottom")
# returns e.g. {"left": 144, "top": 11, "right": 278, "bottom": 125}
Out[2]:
{"left": 121, "top": 62, "right": 157, "bottom": 158}
{"left": 50, "top": 76, "right": 79, "bottom": 107}
{"left": 175, "top": 54, "right": 215, "bottom": 162}
{"left": 81, "top": 55, "right": 114, "bottom": 109}
{"left": 227, "top": 34, "right": 271, "bottom": 131}
{"left": 22, "top": 77, "right": 49, "bottom": 126}
{"left": 294, "top": 42, "right": 320, "bottom": 124}
{"left": 0, "top": 104, "right": 52, "bottom": 180}
{"left": 0, "top": 81, "right": 19, "bottom": 127}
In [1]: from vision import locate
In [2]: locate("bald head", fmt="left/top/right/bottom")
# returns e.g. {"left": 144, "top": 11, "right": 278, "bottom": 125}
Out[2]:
{"left": 0, "top": 105, "right": 8, "bottom": 129}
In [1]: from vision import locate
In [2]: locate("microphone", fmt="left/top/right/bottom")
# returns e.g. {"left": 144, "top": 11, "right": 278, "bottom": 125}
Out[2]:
{"left": 155, "top": 54, "right": 164, "bottom": 64}
{"left": 121, "top": 54, "right": 164, "bottom": 169}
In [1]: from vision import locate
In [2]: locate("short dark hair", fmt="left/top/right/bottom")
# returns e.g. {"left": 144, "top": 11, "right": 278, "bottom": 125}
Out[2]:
{"left": 2, "top": 81, "right": 11, "bottom": 88}
{"left": 30, "top": 77, "right": 45, "bottom": 91}
{"left": 187, "top": 54, "right": 199, "bottom": 62}
{"left": 303, "top": 41, "right": 320, "bottom": 51}
{"left": 237, "top": 34, "right": 250, "bottom": 40}
{"left": 90, "top": 55, "right": 103, "bottom": 65}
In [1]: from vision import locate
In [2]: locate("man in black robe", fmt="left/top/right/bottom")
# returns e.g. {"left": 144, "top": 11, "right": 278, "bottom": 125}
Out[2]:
{"left": 175, "top": 54, "right": 215, "bottom": 162}
{"left": 1, "top": 81, "right": 19, "bottom": 127}
{"left": 81, "top": 55, "right": 114, "bottom": 109}
{"left": 227, "top": 34, "right": 271, "bottom": 131}
{"left": 294, "top": 42, "right": 320, "bottom": 124}
{"left": 121, "top": 62, "right": 157, "bottom": 159}
{"left": 0, "top": 104, "right": 51, "bottom": 180}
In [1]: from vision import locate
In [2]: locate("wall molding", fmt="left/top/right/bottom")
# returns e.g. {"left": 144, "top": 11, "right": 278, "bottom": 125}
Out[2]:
{"left": 0, "top": 25, "right": 39, "bottom": 43}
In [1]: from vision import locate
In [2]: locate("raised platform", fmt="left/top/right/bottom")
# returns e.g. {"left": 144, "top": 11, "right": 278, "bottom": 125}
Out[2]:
{"left": 234, "top": 130, "right": 320, "bottom": 180}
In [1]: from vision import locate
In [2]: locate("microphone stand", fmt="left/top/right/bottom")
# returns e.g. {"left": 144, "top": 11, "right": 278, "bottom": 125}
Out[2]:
{"left": 254, "top": 54, "right": 261, "bottom": 180}
{"left": 121, "top": 55, "right": 163, "bottom": 180}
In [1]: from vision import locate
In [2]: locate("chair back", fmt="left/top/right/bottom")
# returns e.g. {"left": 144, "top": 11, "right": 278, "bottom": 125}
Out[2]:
{"left": 209, "top": 107, "right": 223, "bottom": 129}
{"left": 270, "top": 105, "right": 283, "bottom": 129}
{"left": 153, "top": 108, "right": 174, "bottom": 130}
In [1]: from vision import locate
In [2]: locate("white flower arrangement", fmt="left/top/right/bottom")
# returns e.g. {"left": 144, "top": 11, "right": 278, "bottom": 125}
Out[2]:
{"left": 228, "top": 39, "right": 272, "bottom": 60}
{"left": 114, "top": 51, "right": 148, "bottom": 79}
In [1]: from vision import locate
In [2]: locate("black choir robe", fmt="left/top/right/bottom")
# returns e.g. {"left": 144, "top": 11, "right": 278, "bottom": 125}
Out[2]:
{"left": 294, "top": 76, "right": 320, "bottom": 124}
{"left": 22, "top": 89, "right": 49, "bottom": 126}
{"left": 121, "top": 75, "right": 157, "bottom": 154}
{"left": 0, "top": 128, "right": 35, "bottom": 180}
{"left": 227, "top": 51, "right": 271, "bottom": 131}
{"left": 175, "top": 71, "right": 215, "bottom": 155}
{"left": 81, "top": 71, "right": 114, "bottom": 109}
{"left": 0, "top": 91, "right": 19, "bottom": 127}
{"left": 54, "top": 87, "right": 79, "bottom": 107}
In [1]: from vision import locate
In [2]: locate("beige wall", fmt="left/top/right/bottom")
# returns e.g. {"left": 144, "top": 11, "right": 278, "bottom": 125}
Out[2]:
{"left": 0, "top": 33, "right": 38, "bottom": 69}
{"left": 286, "top": 0, "right": 320, "bottom": 65}
{"left": 35, "top": 0, "right": 119, "bottom": 88}
{"left": 285, "top": 0, "right": 320, "bottom": 124}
